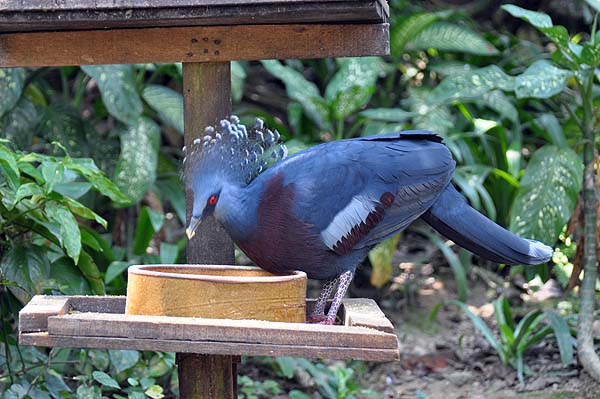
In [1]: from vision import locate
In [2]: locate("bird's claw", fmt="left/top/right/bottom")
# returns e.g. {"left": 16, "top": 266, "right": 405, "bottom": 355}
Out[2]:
{"left": 306, "top": 314, "right": 327, "bottom": 324}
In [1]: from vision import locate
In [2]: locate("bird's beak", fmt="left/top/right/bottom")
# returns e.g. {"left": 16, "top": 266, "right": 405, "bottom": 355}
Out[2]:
{"left": 186, "top": 217, "right": 202, "bottom": 240}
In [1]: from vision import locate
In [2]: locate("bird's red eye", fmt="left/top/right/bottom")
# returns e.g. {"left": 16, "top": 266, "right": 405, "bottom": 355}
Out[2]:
{"left": 208, "top": 195, "right": 218, "bottom": 206}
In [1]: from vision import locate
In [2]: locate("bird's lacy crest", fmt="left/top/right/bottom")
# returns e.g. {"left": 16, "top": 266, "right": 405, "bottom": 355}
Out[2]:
{"left": 183, "top": 115, "right": 288, "bottom": 185}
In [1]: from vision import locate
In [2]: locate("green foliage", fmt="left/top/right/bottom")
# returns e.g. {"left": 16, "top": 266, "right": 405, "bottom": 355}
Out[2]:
{"left": 510, "top": 146, "right": 582, "bottom": 250}
{"left": 450, "top": 298, "right": 575, "bottom": 384}
{"left": 407, "top": 21, "right": 499, "bottom": 55}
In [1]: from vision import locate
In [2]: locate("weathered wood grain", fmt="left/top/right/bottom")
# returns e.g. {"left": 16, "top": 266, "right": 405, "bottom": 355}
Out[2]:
{"left": 19, "top": 296, "right": 69, "bottom": 333}
{"left": 177, "top": 354, "right": 235, "bottom": 399}
{"left": 183, "top": 62, "right": 235, "bottom": 266}
{"left": 0, "top": 23, "right": 390, "bottom": 68}
{"left": 181, "top": 60, "right": 236, "bottom": 398}
{"left": 0, "top": 0, "right": 388, "bottom": 32}
{"left": 46, "top": 312, "right": 398, "bottom": 349}
{"left": 20, "top": 332, "right": 399, "bottom": 362}
{"left": 343, "top": 298, "right": 395, "bottom": 333}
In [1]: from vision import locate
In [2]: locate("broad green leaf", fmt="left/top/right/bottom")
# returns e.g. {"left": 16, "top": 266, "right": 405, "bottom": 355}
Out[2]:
{"left": 481, "top": 90, "right": 518, "bottom": 123}
{"left": 390, "top": 12, "right": 438, "bottom": 55}
{"left": 44, "top": 369, "right": 72, "bottom": 397}
{"left": 81, "top": 229, "right": 102, "bottom": 252}
{"left": 41, "top": 161, "right": 65, "bottom": 192}
{"left": 359, "top": 108, "right": 414, "bottom": 122}
{"left": 50, "top": 257, "right": 92, "bottom": 295}
{"left": 0, "top": 143, "right": 20, "bottom": 190}
{"left": 92, "top": 371, "right": 120, "bottom": 389}
{"left": 0, "top": 244, "right": 50, "bottom": 303}
{"left": 515, "top": 60, "right": 573, "bottom": 99}
{"left": 145, "top": 385, "right": 164, "bottom": 399}
{"left": 105, "top": 261, "right": 129, "bottom": 284}
{"left": 133, "top": 206, "right": 164, "bottom": 256}
{"left": 581, "top": 42, "right": 600, "bottom": 67}
{"left": 509, "top": 145, "right": 583, "bottom": 246}
{"left": 114, "top": 117, "right": 160, "bottom": 205}
{"left": 408, "top": 22, "right": 499, "bottom": 55}
{"left": 501, "top": 5, "right": 553, "bottom": 28}
{"left": 0, "top": 97, "right": 37, "bottom": 148}
{"left": 13, "top": 183, "right": 43, "bottom": 208}
{"left": 407, "top": 87, "right": 454, "bottom": 135}
{"left": 46, "top": 201, "right": 81, "bottom": 264}
{"left": 109, "top": 350, "right": 140, "bottom": 373}
{"left": 142, "top": 84, "right": 184, "bottom": 134}
{"left": 53, "top": 182, "right": 93, "bottom": 199}
{"left": 231, "top": 61, "right": 247, "bottom": 102}
{"left": 429, "top": 61, "right": 472, "bottom": 76}
{"left": 261, "top": 60, "right": 332, "bottom": 131}
{"left": 77, "top": 251, "right": 105, "bottom": 295}
{"left": 276, "top": 357, "right": 296, "bottom": 379}
{"left": 39, "top": 101, "right": 87, "bottom": 156}
{"left": 368, "top": 234, "right": 400, "bottom": 288}
{"left": 76, "top": 384, "right": 101, "bottom": 399}
{"left": 67, "top": 158, "right": 130, "bottom": 205}
{"left": 0, "top": 68, "right": 26, "bottom": 118}
{"left": 325, "top": 57, "right": 380, "bottom": 120}
{"left": 417, "top": 228, "right": 468, "bottom": 301}
{"left": 160, "top": 242, "right": 179, "bottom": 264}
{"left": 534, "top": 114, "right": 567, "bottom": 148}
{"left": 64, "top": 197, "right": 108, "bottom": 229}
{"left": 429, "top": 65, "right": 515, "bottom": 104}
{"left": 82, "top": 65, "right": 143, "bottom": 125}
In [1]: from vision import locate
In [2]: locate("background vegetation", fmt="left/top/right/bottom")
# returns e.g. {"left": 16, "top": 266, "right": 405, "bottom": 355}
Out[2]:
{"left": 1, "top": 0, "right": 599, "bottom": 397}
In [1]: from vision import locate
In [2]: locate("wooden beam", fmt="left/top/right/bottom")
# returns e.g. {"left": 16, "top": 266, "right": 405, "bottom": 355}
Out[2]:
{"left": 46, "top": 312, "right": 398, "bottom": 349}
{"left": 20, "top": 332, "right": 400, "bottom": 362}
{"left": 18, "top": 296, "right": 69, "bottom": 333}
{"left": 182, "top": 61, "right": 234, "bottom": 398}
{"left": 0, "top": 1, "right": 388, "bottom": 32}
{"left": 183, "top": 62, "right": 234, "bottom": 265}
{"left": 0, "top": 23, "right": 390, "bottom": 67}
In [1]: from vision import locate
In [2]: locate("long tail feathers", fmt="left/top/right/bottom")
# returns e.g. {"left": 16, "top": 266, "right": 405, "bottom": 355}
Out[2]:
{"left": 421, "top": 184, "right": 553, "bottom": 265}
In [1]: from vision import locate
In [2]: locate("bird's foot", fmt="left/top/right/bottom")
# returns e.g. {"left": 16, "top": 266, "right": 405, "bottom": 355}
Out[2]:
{"left": 317, "top": 318, "right": 335, "bottom": 325}
{"left": 306, "top": 314, "right": 327, "bottom": 324}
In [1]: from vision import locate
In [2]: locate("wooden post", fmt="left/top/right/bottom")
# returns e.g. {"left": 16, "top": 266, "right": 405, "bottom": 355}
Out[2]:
{"left": 180, "top": 61, "right": 236, "bottom": 399}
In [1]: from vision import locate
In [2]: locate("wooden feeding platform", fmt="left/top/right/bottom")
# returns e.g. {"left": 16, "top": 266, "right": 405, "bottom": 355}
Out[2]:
{"left": 20, "top": 294, "right": 399, "bottom": 362}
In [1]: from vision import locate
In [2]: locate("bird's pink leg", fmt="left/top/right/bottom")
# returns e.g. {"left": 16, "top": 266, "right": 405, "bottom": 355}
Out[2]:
{"left": 307, "top": 277, "right": 338, "bottom": 323}
{"left": 320, "top": 270, "right": 354, "bottom": 325}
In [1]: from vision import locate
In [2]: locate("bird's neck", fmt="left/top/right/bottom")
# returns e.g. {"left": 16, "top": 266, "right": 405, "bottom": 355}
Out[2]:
{"left": 215, "top": 181, "right": 261, "bottom": 241}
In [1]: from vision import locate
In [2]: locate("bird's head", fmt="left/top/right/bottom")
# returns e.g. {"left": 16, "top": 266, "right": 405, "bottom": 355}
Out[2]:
{"left": 184, "top": 115, "right": 287, "bottom": 239}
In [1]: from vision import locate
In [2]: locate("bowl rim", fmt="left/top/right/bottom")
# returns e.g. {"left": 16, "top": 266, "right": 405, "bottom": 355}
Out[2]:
{"left": 127, "top": 264, "right": 307, "bottom": 283}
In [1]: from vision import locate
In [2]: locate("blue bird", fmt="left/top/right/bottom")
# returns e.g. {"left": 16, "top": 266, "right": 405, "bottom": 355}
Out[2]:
{"left": 185, "top": 116, "right": 553, "bottom": 324}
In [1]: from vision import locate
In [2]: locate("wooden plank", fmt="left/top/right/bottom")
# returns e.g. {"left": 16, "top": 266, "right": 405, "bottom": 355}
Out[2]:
{"left": 183, "top": 62, "right": 235, "bottom": 265}
{"left": 0, "top": 1, "right": 388, "bottom": 32}
{"left": 0, "top": 23, "right": 390, "bottom": 68}
{"left": 65, "top": 295, "right": 126, "bottom": 314}
{"left": 343, "top": 298, "right": 395, "bottom": 333}
{"left": 18, "top": 296, "right": 69, "bottom": 333}
{"left": 47, "top": 312, "right": 398, "bottom": 349}
{"left": 20, "top": 332, "right": 399, "bottom": 362}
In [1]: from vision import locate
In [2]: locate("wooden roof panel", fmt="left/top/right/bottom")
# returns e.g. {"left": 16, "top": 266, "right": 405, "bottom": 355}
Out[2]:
{"left": 0, "top": 0, "right": 388, "bottom": 32}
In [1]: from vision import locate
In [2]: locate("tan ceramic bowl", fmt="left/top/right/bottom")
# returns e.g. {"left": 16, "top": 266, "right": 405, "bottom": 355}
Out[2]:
{"left": 125, "top": 265, "right": 307, "bottom": 322}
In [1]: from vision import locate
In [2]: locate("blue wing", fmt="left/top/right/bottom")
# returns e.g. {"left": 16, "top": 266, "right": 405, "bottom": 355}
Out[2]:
{"left": 266, "top": 131, "right": 455, "bottom": 254}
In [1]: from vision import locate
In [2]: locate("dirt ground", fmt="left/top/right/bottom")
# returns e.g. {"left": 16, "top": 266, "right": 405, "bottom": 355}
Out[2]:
{"left": 355, "top": 234, "right": 599, "bottom": 399}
